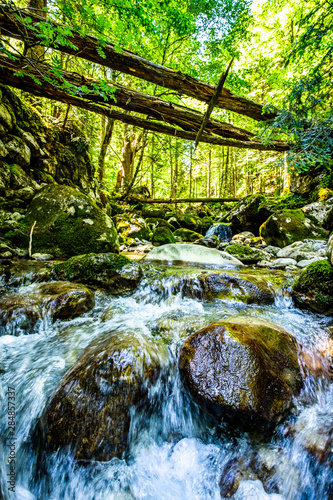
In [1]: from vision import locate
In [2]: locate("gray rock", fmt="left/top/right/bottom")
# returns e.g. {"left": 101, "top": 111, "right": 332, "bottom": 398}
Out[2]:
{"left": 5, "top": 136, "right": 31, "bottom": 167}
{"left": 297, "top": 257, "right": 326, "bottom": 268}
{"left": 326, "top": 233, "right": 333, "bottom": 266}
{"left": 31, "top": 253, "right": 55, "bottom": 261}
{"left": 144, "top": 243, "right": 244, "bottom": 267}
{"left": 301, "top": 201, "right": 328, "bottom": 226}
{"left": 272, "top": 258, "right": 297, "bottom": 268}
{"left": 264, "top": 245, "right": 280, "bottom": 256}
{"left": 231, "top": 231, "right": 255, "bottom": 243}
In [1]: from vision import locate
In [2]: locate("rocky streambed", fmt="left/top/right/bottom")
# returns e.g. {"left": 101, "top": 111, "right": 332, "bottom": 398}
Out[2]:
{"left": 0, "top": 254, "right": 333, "bottom": 500}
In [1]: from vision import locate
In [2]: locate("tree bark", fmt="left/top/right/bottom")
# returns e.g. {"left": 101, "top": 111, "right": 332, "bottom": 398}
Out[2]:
{"left": 0, "top": 56, "right": 290, "bottom": 152}
{"left": 0, "top": 4, "right": 277, "bottom": 121}
{"left": 98, "top": 117, "right": 115, "bottom": 184}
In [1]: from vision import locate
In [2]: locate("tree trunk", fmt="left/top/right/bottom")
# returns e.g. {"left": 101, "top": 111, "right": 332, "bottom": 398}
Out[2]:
{"left": 207, "top": 147, "right": 211, "bottom": 197}
{"left": 98, "top": 117, "right": 115, "bottom": 184}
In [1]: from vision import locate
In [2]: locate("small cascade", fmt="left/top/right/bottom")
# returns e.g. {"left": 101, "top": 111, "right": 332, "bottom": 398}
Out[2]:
{"left": 0, "top": 261, "right": 332, "bottom": 499}
{"left": 206, "top": 223, "right": 233, "bottom": 242}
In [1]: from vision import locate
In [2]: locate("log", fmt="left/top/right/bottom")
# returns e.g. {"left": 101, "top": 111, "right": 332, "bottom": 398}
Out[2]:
{"left": 0, "top": 58, "right": 290, "bottom": 152}
{"left": 0, "top": 4, "right": 277, "bottom": 121}
{"left": 194, "top": 58, "right": 234, "bottom": 149}
{"left": 125, "top": 197, "right": 240, "bottom": 203}
{"left": 0, "top": 54, "right": 257, "bottom": 142}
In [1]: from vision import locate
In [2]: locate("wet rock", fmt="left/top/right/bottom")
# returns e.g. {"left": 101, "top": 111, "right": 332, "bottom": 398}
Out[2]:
{"left": 291, "top": 260, "right": 333, "bottom": 314}
{"left": 228, "top": 195, "right": 276, "bottom": 234}
{"left": 193, "top": 235, "right": 219, "bottom": 248}
{"left": 173, "top": 228, "right": 203, "bottom": 242}
{"left": 179, "top": 318, "right": 303, "bottom": 426}
{"left": 276, "top": 240, "right": 327, "bottom": 260}
{"left": 226, "top": 244, "right": 268, "bottom": 264}
{"left": 178, "top": 271, "right": 275, "bottom": 305}
{"left": 264, "top": 246, "right": 280, "bottom": 257}
{"left": 8, "top": 185, "right": 119, "bottom": 258}
{"left": 205, "top": 223, "right": 233, "bottom": 243}
{"left": 31, "top": 253, "right": 54, "bottom": 261}
{"left": 41, "top": 330, "right": 167, "bottom": 461}
{"left": 0, "top": 259, "right": 54, "bottom": 286}
{"left": 144, "top": 243, "right": 243, "bottom": 267}
{"left": 297, "top": 257, "right": 326, "bottom": 268}
{"left": 152, "top": 226, "right": 175, "bottom": 246}
{"left": 260, "top": 210, "right": 328, "bottom": 248}
{"left": 0, "top": 281, "right": 95, "bottom": 330}
{"left": 53, "top": 253, "right": 142, "bottom": 293}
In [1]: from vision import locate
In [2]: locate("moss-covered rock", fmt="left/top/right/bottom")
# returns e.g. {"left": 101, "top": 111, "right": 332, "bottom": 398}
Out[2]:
{"left": 151, "top": 226, "right": 176, "bottom": 246}
{"left": 115, "top": 215, "right": 149, "bottom": 241}
{"left": 227, "top": 194, "right": 277, "bottom": 234}
{"left": 41, "top": 330, "right": 167, "bottom": 461}
{"left": 53, "top": 252, "right": 142, "bottom": 293}
{"left": 179, "top": 318, "right": 303, "bottom": 426}
{"left": 173, "top": 228, "right": 203, "bottom": 242}
{"left": 8, "top": 185, "right": 119, "bottom": 257}
{"left": 291, "top": 260, "right": 333, "bottom": 314}
{"left": 0, "top": 281, "right": 95, "bottom": 332}
{"left": 226, "top": 244, "right": 268, "bottom": 264}
{"left": 145, "top": 217, "right": 175, "bottom": 231}
{"left": 260, "top": 209, "right": 328, "bottom": 248}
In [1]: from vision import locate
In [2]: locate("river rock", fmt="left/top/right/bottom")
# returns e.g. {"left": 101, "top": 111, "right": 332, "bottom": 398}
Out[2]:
{"left": 41, "top": 330, "right": 167, "bottom": 461}
{"left": 291, "top": 260, "right": 333, "bottom": 314}
{"left": 143, "top": 243, "right": 243, "bottom": 267}
{"left": 173, "top": 228, "right": 203, "bottom": 242}
{"left": 0, "top": 281, "right": 95, "bottom": 330}
{"left": 301, "top": 201, "right": 328, "bottom": 226}
{"left": 225, "top": 244, "right": 268, "bottom": 264}
{"left": 152, "top": 226, "right": 175, "bottom": 246}
{"left": 271, "top": 258, "right": 297, "bottom": 268}
{"left": 276, "top": 240, "right": 327, "bottom": 260}
{"left": 231, "top": 231, "right": 256, "bottom": 244}
{"left": 53, "top": 252, "right": 142, "bottom": 293}
{"left": 8, "top": 185, "right": 119, "bottom": 258}
{"left": 178, "top": 318, "right": 303, "bottom": 426}
{"left": 176, "top": 271, "right": 275, "bottom": 305}
{"left": 193, "top": 235, "right": 219, "bottom": 248}
{"left": 115, "top": 215, "right": 150, "bottom": 242}
{"left": 227, "top": 195, "right": 276, "bottom": 234}
{"left": 260, "top": 209, "right": 328, "bottom": 247}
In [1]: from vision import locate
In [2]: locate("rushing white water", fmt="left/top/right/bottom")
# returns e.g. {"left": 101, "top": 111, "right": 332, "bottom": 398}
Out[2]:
{"left": 0, "top": 263, "right": 332, "bottom": 500}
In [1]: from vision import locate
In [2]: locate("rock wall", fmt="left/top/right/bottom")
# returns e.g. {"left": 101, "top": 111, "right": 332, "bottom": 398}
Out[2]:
{"left": 0, "top": 85, "right": 97, "bottom": 209}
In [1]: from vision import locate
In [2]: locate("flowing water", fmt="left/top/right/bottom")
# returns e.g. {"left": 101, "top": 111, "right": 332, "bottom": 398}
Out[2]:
{"left": 0, "top": 262, "right": 332, "bottom": 500}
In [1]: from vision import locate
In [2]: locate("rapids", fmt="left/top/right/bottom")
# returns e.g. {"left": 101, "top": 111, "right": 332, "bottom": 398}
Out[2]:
{"left": 0, "top": 262, "right": 332, "bottom": 499}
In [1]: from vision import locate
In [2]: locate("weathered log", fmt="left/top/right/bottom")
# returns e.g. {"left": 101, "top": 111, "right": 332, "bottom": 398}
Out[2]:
{"left": 0, "top": 3, "right": 277, "bottom": 121}
{"left": 194, "top": 58, "right": 234, "bottom": 149}
{"left": 125, "top": 197, "right": 240, "bottom": 203}
{"left": 0, "top": 54, "right": 257, "bottom": 142}
{"left": 0, "top": 58, "right": 290, "bottom": 152}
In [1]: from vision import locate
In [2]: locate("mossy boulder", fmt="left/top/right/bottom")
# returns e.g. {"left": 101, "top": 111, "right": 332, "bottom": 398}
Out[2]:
{"left": 226, "top": 244, "right": 268, "bottom": 264}
{"left": 145, "top": 217, "right": 175, "bottom": 231}
{"left": 178, "top": 213, "right": 202, "bottom": 232}
{"left": 7, "top": 185, "right": 119, "bottom": 257}
{"left": 227, "top": 194, "right": 276, "bottom": 234}
{"left": 115, "top": 215, "right": 149, "bottom": 241}
{"left": 173, "top": 228, "right": 203, "bottom": 242}
{"left": 260, "top": 209, "right": 328, "bottom": 248}
{"left": 151, "top": 226, "right": 175, "bottom": 246}
{"left": 0, "top": 281, "right": 95, "bottom": 332}
{"left": 179, "top": 318, "right": 303, "bottom": 426}
{"left": 41, "top": 330, "right": 167, "bottom": 461}
{"left": 53, "top": 253, "right": 142, "bottom": 293}
{"left": 291, "top": 260, "right": 333, "bottom": 314}
{"left": 170, "top": 270, "right": 275, "bottom": 305}
{"left": 141, "top": 206, "right": 166, "bottom": 219}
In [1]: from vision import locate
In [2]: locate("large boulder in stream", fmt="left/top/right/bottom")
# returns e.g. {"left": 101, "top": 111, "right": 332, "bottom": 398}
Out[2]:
{"left": 7, "top": 185, "right": 119, "bottom": 258}
{"left": 227, "top": 194, "right": 276, "bottom": 234}
{"left": 53, "top": 252, "right": 142, "bottom": 293}
{"left": 179, "top": 318, "right": 303, "bottom": 426}
{"left": 143, "top": 243, "right": 243, "bottom": 267}
{"left": 225, "top": 244, "right": 268, "bottom": 264}
{"left": 260, "top": 209, "right": 328, "bottom": 248}
{"left": 0, "top": 281, "right": 95, "bottom": 331}
{"left": 41, "top": 331, "right": 167, "bottom": 461}
{"left": 291, "top": 260, "right": 333, "bottom": 314}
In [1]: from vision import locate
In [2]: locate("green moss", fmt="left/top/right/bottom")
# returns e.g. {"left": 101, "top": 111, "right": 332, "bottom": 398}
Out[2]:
{"left": 152, "top": 226, "right": 175, "bottom": 246}
{"left": 293, "top": 260, "right": 333, "bottom": 294}
{"left": 226, "top": 244, "right": 254, "bottom": 258}
{"left": 54, "top": 253, "right": 130, "bottom": 280}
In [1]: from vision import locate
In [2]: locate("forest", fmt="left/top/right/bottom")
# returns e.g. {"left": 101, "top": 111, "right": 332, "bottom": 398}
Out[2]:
{"left": 1, "top": 1, "right": 333, "bottom": 499}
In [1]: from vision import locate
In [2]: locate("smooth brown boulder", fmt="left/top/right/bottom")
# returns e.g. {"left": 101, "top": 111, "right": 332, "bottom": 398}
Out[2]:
{"left": 41, "top": 331, "right": 167, "bottom": 461}
{"left": 0, "top": 281, "right": 95, "bottom": 330}
{"left": 179, "top": 318, "right": 303, "bottom": 426}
